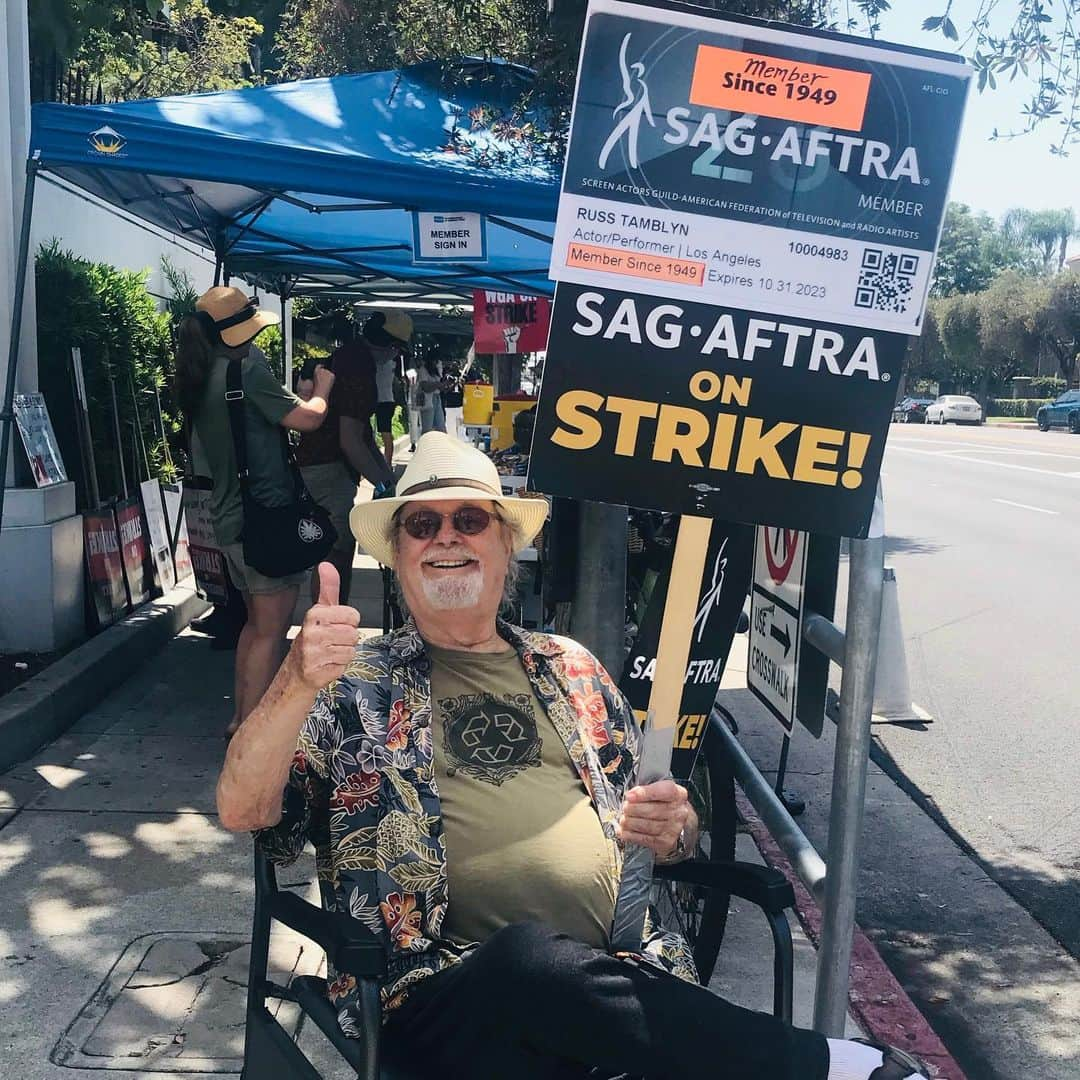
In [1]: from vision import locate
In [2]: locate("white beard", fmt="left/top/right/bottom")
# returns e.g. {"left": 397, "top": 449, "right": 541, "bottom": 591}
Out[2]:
{"left": 419, "top": 567, "right": 485, "bottom": 610}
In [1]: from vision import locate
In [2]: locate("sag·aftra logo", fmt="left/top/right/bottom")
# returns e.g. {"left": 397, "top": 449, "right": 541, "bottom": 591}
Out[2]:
{"left": 598, "top": 33, "right": 654, "bottom": 171}
{"left": 88, "top": 125, "right": 127, "bottom": 157}
{"left": 595, "top": 33, "right": 923, "bottom": 190}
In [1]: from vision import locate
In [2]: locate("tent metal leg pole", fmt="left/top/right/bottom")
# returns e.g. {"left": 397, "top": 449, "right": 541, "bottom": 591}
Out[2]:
{"left": 0, "top": 162, "right": 39, "bottom": 535}
{"left": 812, "top": 534, "right": 885, "bottom": 1035}
{"left": 213, "top": 258, "right": 223, "bottom": 287}
{"left": 279, "top": 289, "right": 288, "bottom": 386}
{"left": 570, "top": 501, "right": 627, "bottom": 680}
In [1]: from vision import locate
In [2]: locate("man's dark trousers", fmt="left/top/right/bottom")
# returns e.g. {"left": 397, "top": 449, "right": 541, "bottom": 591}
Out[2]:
{"left": 382, "top": 921, "right": 829, "bottom": 1079}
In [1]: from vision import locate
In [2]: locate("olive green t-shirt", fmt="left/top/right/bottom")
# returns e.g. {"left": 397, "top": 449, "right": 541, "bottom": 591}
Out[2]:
{"left": 192, "top": 344, "right": 300, "bottom": 546}
{"left": 429, "top": 643, "right": 617, "bottom": 949}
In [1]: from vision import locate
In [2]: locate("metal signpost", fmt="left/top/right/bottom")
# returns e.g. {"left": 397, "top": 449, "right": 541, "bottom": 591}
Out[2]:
{"left": 528, "top": 0, "right": 970, "bottom": 1030}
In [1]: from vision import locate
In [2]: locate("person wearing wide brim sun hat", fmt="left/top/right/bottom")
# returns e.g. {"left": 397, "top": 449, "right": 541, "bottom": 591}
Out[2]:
{"left": 218, "top": 435, "right": 933, "bottom": 1080}
{"left": 349, "top": 430, "right": 548, "bottom": 568}
{"left": 174, "top": 285, "right": 337, "bottom": 739}
{"left": 195, "top": 286, "right": 281, "bottom": 348}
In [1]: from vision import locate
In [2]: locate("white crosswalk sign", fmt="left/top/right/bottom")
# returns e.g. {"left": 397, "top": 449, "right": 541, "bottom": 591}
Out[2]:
{"left": 748, "top": 526, "right": 808, "bottom": 731}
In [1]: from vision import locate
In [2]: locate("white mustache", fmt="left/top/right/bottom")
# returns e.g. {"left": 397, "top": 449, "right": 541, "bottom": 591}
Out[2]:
{"left": 422, "top": 547, "right": 477, "bottom": 565}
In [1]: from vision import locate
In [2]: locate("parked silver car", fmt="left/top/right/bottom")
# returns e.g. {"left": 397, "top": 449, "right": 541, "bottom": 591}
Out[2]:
{"left": 925, "top": 395, "right": 983, "bottom": 425}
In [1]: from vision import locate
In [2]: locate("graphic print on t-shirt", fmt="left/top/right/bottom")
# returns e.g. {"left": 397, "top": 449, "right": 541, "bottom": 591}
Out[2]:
{"left": 438, "top": 692, "right": 542, "bottom": 786}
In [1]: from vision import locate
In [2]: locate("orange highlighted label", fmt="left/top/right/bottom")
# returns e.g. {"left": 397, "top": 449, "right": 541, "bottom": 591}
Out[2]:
{"left": 689, "top": 45, "right": 871, "bottom": 132}
{"left": 566, "top": 243, "right": 704, "bottom": 286}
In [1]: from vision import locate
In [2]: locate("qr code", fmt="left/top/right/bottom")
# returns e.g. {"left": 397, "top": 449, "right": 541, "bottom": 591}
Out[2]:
{"left": 854, "top": 248, "right": 919, "bottom": 314}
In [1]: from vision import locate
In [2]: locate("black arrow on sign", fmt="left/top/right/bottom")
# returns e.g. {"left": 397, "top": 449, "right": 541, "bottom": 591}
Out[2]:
{"left": 770, "top": 621, "right": 792, "bottom": 657}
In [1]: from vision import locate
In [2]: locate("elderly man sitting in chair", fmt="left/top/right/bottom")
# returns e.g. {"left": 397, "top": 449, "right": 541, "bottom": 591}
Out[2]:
{"left": 218, "top": 432, "right": 928, "bottom": 1080}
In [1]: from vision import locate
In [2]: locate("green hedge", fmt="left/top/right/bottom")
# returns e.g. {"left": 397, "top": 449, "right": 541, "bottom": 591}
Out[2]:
{"left": 1030, "top": 376, "right": 1067, "bottom": 398}
{"left": 35, "top": 241, "right": 179, "bottom": 508}
{"left": 990, "top": 398, "right": 1053, "bottom": 418}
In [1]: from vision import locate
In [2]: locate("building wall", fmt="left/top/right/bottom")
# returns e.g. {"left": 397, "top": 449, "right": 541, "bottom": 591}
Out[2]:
{"left": 31, "top": 180, "right": 218, "bottom": 301}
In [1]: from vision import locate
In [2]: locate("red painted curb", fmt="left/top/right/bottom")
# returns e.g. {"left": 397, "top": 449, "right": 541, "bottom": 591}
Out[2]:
{"left": 736, "top": 791, "right": 968, "bottom": 1080}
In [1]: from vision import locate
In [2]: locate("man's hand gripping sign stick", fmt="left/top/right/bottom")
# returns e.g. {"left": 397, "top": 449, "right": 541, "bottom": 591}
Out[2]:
{"left": 610, "top": 515, "right": 712, "bottom": 952}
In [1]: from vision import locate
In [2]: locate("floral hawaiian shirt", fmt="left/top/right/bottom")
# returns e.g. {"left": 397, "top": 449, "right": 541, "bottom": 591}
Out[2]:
{"left": 255, "top": 617, "right": 697, "bottom": 1035}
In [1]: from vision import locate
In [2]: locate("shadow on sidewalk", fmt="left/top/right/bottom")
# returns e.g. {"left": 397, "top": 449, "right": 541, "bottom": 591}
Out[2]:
{"left": 0, "top": 631, "right": 332, "bottom": 1075}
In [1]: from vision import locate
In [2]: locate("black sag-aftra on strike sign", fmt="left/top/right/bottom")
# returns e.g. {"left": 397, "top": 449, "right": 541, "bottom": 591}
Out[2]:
{"left": 619, "top": 517, "right": 754, "bottom": 777}
{"left": 528, "top": 284, "right": 907, "bottom": 537}
{"left": 528, "top": 0, "right": 968, "bottom": 536}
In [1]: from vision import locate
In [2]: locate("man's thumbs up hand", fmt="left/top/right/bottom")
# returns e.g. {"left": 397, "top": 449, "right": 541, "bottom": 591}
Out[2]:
{"left": 289, "top": 562, "right": 361, "bottom": 692}
{"left": 317, "top": 561, "right": 340, "bottom": 607}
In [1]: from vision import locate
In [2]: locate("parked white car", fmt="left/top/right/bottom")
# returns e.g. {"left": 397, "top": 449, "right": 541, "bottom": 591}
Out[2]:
{"left": 925, "top": 395, "right": 983, "bottom": 425}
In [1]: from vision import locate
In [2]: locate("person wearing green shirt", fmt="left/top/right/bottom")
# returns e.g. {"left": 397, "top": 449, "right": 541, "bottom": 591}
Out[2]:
{"left": 175, "top": 286, "right": 336, "bottom": 737}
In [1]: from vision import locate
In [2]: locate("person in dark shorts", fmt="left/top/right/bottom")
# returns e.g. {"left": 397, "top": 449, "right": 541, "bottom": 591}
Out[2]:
{"left": 296, "top": 321, "right": 395, "bottom": 605}
{"left": 441, "top": 361, "right": 465, "bottom": 440}
{"left": 365, "top": 309, "right": 413, "bottom": 467}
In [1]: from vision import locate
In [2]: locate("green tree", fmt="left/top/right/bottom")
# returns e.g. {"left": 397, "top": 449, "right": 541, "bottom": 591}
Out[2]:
{"left": 30, "top": 0, "right": 264, "bottom": 101}
{"left": 977, "top": 271, "right": 1042, "bottom": 386}
{"left": 1002, "top": 207, "right": 1078, "bottom": 274}
{"left": 1033, "top": 270, "right": 1080, "bottom": 385}
{"left": 904, "top": 299, "right": 950, "bottom": 387}
{"left": 921, "top": 1, "right": 1080, "bottom": 155}
{"left": 937, "top": 292, "right": 983, "bottom": 379}
{"left": 932, "top": 202, "right": 1037, "bottom": 296}
{"left": 31, "top": 2, "right": 1080, "bottom": 159}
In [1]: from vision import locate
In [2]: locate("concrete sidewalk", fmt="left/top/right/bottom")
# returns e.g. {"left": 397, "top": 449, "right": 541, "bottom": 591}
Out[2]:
{"left": 0, "top": 567, "right": 865, "bottom": 1078}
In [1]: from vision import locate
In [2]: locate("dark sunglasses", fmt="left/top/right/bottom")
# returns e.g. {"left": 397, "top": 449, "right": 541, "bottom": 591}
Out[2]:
{"left": 399, "top": 506, "right": 499, "bottom": 541}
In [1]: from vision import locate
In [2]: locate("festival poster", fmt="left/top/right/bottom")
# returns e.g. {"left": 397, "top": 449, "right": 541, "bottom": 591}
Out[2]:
{"left": 115, "top": 497, "right": 152, "bottom": 607}
{"left": 13, "top": 394, "right": 67, "bottom": 487}
{"left": 139, "top": 479, "right": 176, "bottom": 594}
{"left": 83, "top": 510, "right": 128, "bottom": 629}
{"left": 182, "top": 483, "right": 228, "bottom": 604}
{"left": 473, "top": 291, "right": 552, "bottom": 354}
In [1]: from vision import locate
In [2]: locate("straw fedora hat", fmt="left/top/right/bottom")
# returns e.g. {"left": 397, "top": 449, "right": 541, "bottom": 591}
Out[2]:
{"left": 350, "top": 432, "right": 548, "bottom": 568}
{"left": 196, "top": 287, "right": 279, "bottom": 348}
{"left": 363, "top": 308, "right": 414, "bottom": 347}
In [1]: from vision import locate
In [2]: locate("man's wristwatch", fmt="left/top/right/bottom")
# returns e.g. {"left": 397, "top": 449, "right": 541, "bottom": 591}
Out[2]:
{"left": 657, "top": 825, "right": 688, "bottom": 864}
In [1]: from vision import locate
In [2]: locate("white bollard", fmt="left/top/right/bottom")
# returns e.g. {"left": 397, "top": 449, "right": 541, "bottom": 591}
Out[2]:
{"left": 872, "top": 568, "right": 933, "bottom": 724}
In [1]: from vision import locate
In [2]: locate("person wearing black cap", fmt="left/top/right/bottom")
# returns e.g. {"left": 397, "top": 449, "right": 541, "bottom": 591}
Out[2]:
{"left": 363, "top": 308, "right": 413, "bottom": 468}
{"left": 174, "top": 286, "right": 335, "bottom": 737}
{"left": 295, "top": 318, "right": 395, "bottom": 606}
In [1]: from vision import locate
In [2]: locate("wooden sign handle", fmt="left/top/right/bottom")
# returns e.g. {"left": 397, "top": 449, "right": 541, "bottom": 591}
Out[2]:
{"left": 646, "top": 514, "right": 712, "bottom": 732}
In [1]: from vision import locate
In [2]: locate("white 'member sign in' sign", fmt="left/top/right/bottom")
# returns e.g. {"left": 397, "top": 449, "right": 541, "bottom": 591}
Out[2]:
{"left": 412, "top": 211, "right": 488, "bottom": 262}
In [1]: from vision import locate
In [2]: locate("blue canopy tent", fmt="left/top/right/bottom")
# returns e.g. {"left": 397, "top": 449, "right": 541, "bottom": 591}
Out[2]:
{"left": 26, "top": 59, "right": 559, "bottom": 298}
{"left": 0, "top": 59, "right": 560, "bottom": 527}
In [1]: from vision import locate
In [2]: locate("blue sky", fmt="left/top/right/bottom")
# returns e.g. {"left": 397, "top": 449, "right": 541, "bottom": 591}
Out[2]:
{"left": 874, "top": 1, "right": 1078, "bottom": 249}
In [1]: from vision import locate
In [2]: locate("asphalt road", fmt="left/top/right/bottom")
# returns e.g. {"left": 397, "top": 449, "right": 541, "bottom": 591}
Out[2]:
{"left": 877, "top": 422, "right": 1080, "bottom": 954}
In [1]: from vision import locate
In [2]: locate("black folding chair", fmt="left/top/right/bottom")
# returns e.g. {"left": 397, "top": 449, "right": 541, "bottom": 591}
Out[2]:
{"left": 241, "top": 712, "right": 796, "bottom": 1079}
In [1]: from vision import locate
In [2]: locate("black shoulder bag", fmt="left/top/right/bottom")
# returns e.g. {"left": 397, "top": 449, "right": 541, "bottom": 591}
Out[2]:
{"left": 225, "top": 357, "right": 337, "bottom": 577}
